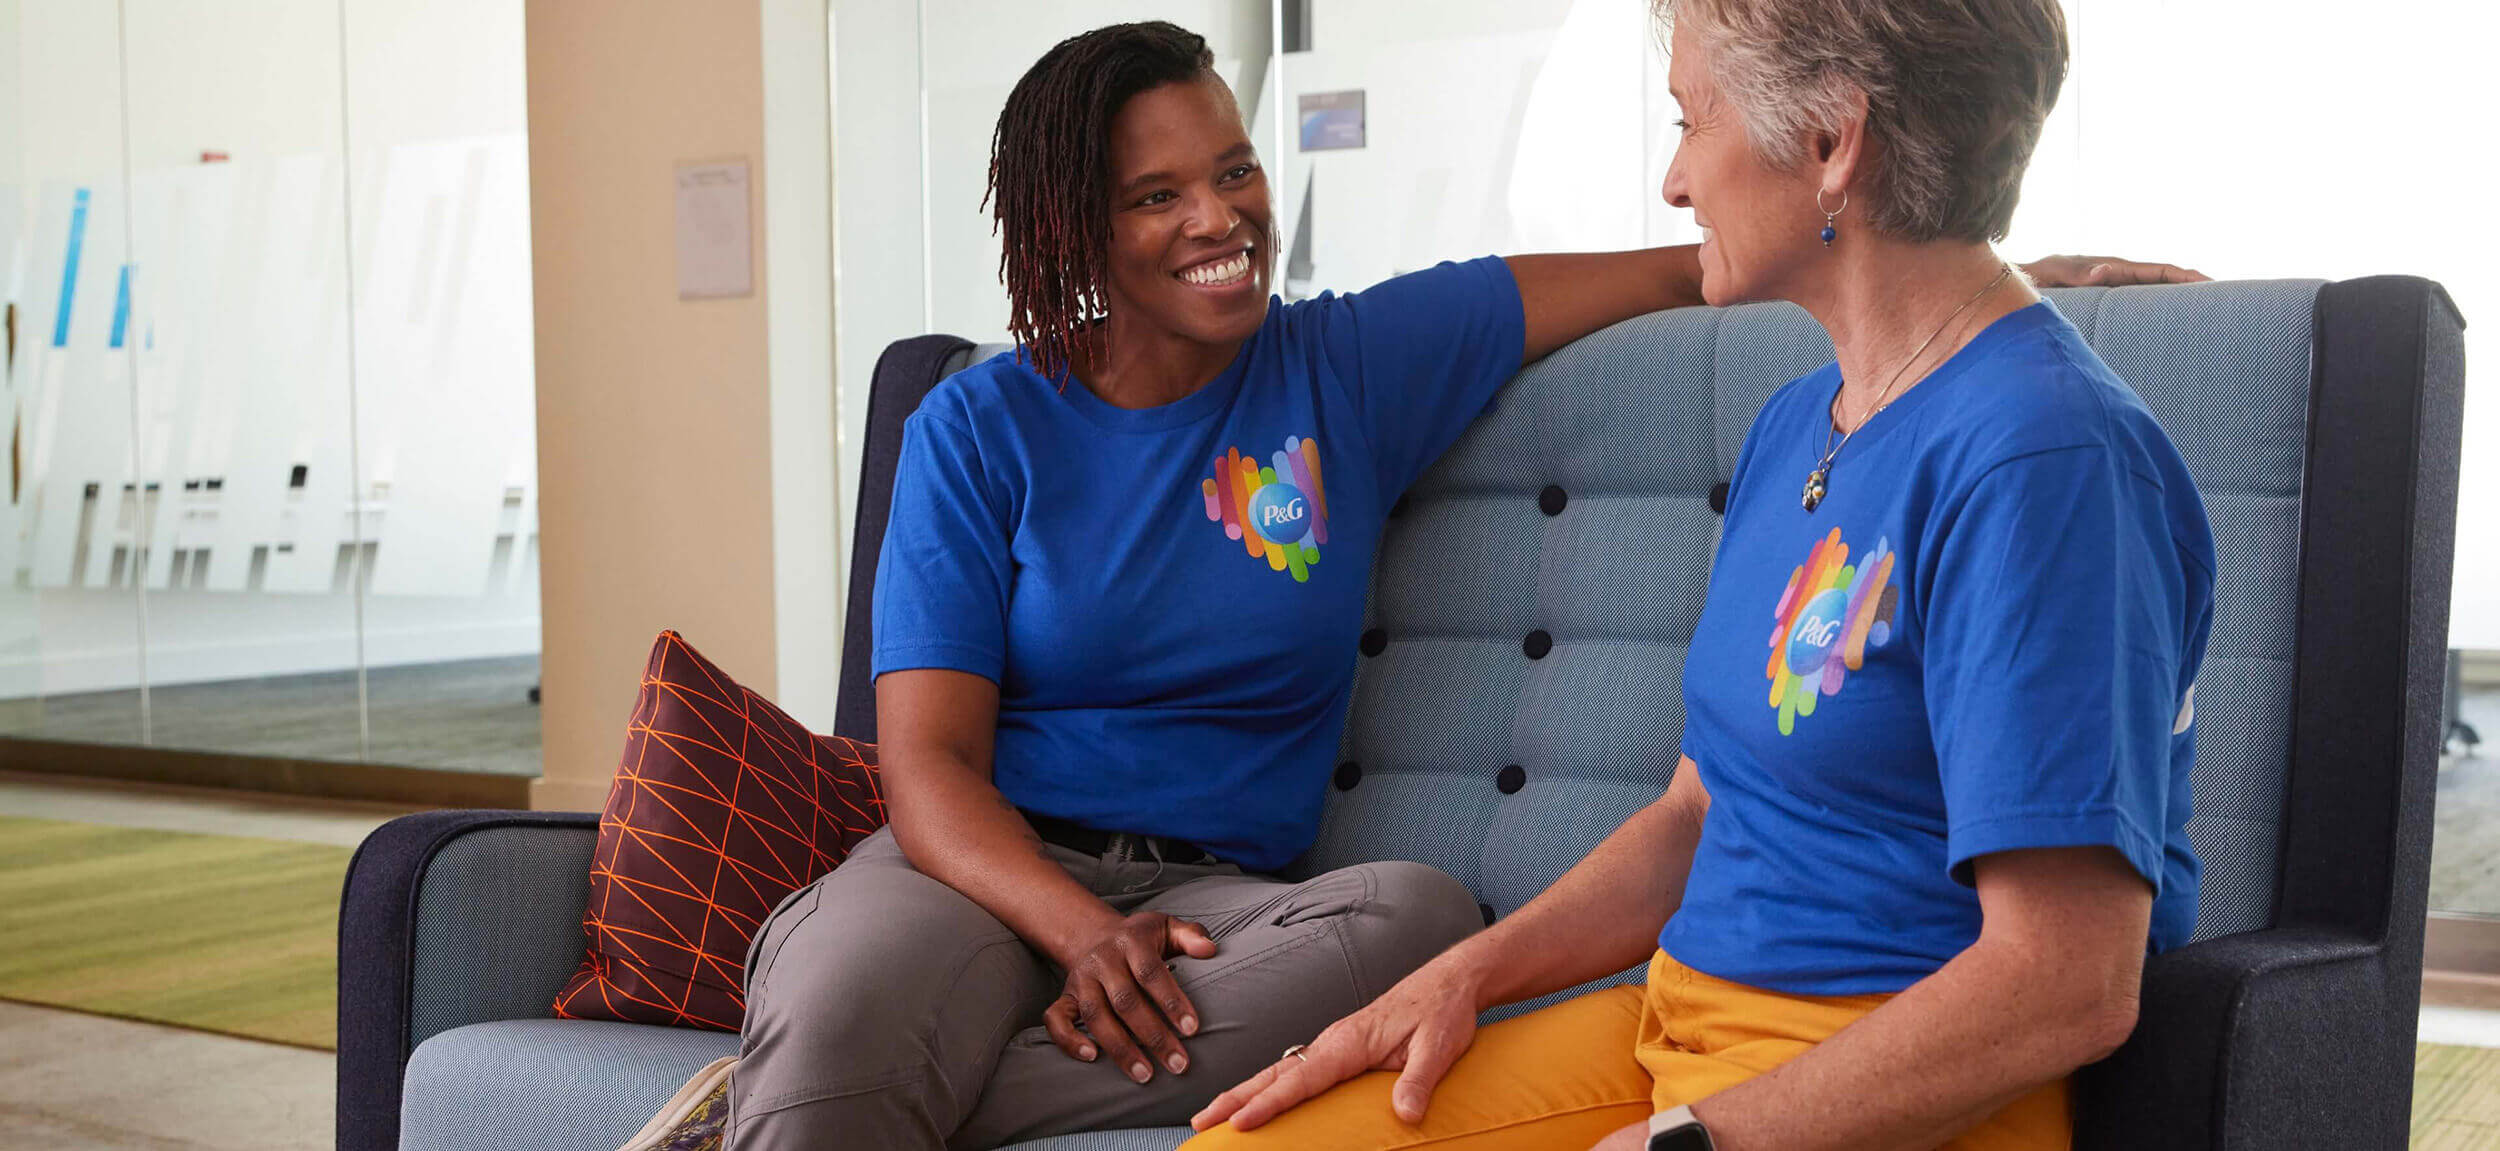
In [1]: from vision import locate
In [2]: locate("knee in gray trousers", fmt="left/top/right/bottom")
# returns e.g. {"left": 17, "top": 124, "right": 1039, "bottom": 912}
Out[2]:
{"left": 728, "top": 828, "right": 1483, "bottom": 1151}
{"left": 730, "top": 831, "right": 1057, "bottom": 1147}
{"left": 952, "top": 858, "right": 1484, "bottom": 1148}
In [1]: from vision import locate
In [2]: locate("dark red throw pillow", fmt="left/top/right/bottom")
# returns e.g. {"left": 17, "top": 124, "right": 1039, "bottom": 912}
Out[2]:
{"left": 553, "top": 630, "right": 886, "bottom": 1031}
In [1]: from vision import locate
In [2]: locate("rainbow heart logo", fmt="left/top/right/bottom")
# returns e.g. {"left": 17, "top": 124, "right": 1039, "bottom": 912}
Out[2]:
{"left": 1767, "top": 527, "right": 1901, "bottom": 734}
{"left": 1202, "top": 436, "right": 1328, "bottom": 583}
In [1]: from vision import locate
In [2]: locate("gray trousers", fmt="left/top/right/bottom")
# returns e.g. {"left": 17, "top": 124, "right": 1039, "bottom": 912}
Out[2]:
{"left": 728, "top": 826, "right": 1482, "bottom": 1150}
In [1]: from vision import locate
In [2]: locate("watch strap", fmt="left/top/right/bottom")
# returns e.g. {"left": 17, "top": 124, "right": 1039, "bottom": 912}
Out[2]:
{"left": 1647, "top": 1104, "right": 1714, "bottom": 1150}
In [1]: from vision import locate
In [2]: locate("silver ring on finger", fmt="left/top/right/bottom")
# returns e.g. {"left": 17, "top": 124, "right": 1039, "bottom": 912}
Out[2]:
{"left": 1281, "top": 1044, "right": 1309, "bottom": 1064}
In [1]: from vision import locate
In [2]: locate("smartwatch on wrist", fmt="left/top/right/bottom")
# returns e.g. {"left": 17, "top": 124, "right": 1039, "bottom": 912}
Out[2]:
{"left": 1647, "top": 1104, "right": 1716, "bottom": 1151}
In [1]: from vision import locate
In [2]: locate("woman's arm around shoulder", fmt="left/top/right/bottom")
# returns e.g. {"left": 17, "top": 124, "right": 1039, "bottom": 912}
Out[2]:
{"left": 1505, "top": 247, "right": 2208, "bottom": 365}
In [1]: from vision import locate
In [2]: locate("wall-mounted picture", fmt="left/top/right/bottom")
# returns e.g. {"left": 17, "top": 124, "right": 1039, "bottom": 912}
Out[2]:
{"left": 1298, "top": 89, "right": 1365, "bottom": 151}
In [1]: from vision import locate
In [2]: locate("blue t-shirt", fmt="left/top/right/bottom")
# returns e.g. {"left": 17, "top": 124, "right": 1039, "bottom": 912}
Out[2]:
{"left": 871, "top": 257, "right": 1525, "bottom": 872}
{"left": 1661, "top": 302, "right": 2217, "bottom": 996}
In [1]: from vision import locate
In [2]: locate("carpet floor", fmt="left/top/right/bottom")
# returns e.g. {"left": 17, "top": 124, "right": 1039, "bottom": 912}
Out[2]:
{"left": 0, "top": 815, "right": 348, "bottom": 1049}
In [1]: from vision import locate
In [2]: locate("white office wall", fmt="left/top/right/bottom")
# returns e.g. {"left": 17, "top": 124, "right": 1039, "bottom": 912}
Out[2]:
{"left": 1273, "top": 1, "right": 1670, "bottom": 298}
{"left": 2004, "top": 0, "right": 2496, "bottom": 648}
{"left": 0, "top": 1, "right": 16, "bottom": 191}
{"left": 1309, "top": 0, "right": 1571, "bottom": 46}
{"left": 828, "top": 0, "right": 923, "bottom": 669}
{"left": 763, "top": 0, "right": 843, "bottom": 732}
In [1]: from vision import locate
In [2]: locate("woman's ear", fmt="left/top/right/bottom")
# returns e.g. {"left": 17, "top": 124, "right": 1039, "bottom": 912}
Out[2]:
{"left": 1815, "top": 85, "right": 1872, "bottom": 199}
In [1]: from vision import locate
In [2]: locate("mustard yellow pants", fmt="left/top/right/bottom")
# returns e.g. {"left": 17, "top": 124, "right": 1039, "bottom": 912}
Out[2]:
{"left": 1180, "top": 951, "right": 2068, "bottom": 1150}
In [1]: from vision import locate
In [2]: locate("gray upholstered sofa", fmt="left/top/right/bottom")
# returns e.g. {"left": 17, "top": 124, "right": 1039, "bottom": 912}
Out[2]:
{"left": 341, "top": 277, "right": 2463, "bottom": 1151}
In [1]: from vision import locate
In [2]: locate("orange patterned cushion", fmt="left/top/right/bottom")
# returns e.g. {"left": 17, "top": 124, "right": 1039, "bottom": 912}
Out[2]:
{"left": 553, "top": 630, "right": 886, "bottom": 1031}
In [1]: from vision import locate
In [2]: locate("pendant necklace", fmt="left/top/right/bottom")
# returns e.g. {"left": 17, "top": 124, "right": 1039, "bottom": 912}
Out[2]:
{"left": 1802, "top": 263, "right": 2015, "bottom": 512}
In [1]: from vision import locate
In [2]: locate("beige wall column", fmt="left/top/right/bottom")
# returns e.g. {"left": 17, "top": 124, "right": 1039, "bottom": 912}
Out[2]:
{"left": 525, "top": 0, "right": 785, "bottom": 811}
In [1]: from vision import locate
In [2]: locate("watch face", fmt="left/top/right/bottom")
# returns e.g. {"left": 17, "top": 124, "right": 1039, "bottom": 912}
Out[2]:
{"left": 1649, "top": 1127, "right": 1713, "bottom": 1151}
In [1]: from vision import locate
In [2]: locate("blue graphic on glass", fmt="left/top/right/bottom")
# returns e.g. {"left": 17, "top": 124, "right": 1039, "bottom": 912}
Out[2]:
{"left": 54, "top": 188, "right": 91, "bottom": 349}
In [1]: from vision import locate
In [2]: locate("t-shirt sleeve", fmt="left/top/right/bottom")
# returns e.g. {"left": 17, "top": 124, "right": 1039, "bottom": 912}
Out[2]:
{"left": 1923, "top": 444, "right": 2198, "bottom": 892}
{"left": 870, "top": 412, "right": 1013, "bottom": 683}
{"left": 1313, "top": 255, "right": 1526, "bottom": 494}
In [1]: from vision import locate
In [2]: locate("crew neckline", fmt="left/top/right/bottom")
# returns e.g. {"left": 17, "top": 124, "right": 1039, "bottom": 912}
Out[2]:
{"left": 1815, "top": 300, "right": 2060, "bottom": 453}
{"left": 1040, "top": 321, "right": 1264, "bottom": 434}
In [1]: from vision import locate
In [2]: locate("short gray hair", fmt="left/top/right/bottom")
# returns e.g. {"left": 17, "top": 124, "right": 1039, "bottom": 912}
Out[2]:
{"left": 1658, "top": 0, "right": 2067, "bottom": 244}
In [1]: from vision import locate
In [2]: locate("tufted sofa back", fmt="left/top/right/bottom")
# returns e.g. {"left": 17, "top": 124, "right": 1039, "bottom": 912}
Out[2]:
{"left": 1297, "top": 282, "right": 2327, "bottom": 1012}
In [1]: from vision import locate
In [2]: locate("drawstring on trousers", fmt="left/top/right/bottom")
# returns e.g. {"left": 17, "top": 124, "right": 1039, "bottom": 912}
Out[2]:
{"left": 1119, "top": 834, "right": 1170, "bottom": 893}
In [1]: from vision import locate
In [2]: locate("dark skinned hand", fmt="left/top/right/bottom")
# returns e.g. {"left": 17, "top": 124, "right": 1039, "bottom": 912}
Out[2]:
{"left": 1044, "top": 910, "right": 1220, "bottom": 1085}
{"left": 2018, "top": 254, "right": 2210, "bottom": 288}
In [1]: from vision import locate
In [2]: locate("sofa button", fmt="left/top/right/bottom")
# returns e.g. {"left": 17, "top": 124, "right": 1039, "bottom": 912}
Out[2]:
{"left": 1335, "top": 761, "right": 1362, "bottom": 791}
{"left": 1360, "top": 628, "right": 1388, "bottom": 657}
{"left": 1523, "top": 630, "right": 1553, "bottom": 660}
{"left": 1539, "top": 485, "right": 1568, "bottom": 516}
{"left": 1497, "top": 764, "right": 1527, "bottom": 794}
{"left": 1479, "top": 902, "right": 1498, "bottom": 926}
{"left": 1709, "top": 481, "right": 1730, "bottom": 515}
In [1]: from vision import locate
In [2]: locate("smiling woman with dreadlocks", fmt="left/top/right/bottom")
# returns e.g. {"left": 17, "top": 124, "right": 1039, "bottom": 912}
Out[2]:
{"left": 702, "top": 20, "right": 2196, "bottom": 1151}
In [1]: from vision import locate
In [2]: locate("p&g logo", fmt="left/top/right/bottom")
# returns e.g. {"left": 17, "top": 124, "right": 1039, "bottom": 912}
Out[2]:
{"left": 1784, "top": 589, "right": 1849, "bottom": 676}
{"left": 1249, "top": 483, "right": 1308, "bottom": 534}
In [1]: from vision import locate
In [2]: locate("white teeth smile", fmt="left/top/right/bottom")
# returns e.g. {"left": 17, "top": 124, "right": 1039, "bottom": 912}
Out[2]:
{"left": 1179, "top": 250, "right": 1253, "bottom": 287}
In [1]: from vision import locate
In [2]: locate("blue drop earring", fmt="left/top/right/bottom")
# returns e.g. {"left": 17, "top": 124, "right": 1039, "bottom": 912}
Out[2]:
{"left": 1818, "top": 187, "right": 1848, "bottom": 247}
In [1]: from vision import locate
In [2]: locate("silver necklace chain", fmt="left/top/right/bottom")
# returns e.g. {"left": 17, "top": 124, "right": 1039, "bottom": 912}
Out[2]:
{"left": 1801, "top": 263, "right": 2016, "bottom": 512}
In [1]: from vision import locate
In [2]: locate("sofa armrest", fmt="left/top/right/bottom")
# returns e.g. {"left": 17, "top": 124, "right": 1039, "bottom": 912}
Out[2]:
{"left": 338, "top": 810, "right": 601, "bottom": 1151}
{"left": 2074, "top": 927, "right": 2409, "bottom": 1151}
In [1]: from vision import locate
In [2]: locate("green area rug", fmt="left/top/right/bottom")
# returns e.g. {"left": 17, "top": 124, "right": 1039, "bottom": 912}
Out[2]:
{"left": 0, "top": 814, "right": 348, "bottom": 1049}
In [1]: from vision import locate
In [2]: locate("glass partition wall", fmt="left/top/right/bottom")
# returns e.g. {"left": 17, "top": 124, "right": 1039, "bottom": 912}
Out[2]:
{"left": 0, "top": 0, "right": 539, "bottom": 783}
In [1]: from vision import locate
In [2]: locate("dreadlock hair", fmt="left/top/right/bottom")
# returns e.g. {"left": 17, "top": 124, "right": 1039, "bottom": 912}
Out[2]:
{"left": 985, "top": 21, "right": 1216, "bottom": 386}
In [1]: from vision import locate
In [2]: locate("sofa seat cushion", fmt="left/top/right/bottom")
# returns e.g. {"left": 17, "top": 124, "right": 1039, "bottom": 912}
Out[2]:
{"left": 401, "top": 1019, "right": 737, "bottom": 1151}
{"left": 403, "top": 1017, "right": 1188, "bottom": 1151}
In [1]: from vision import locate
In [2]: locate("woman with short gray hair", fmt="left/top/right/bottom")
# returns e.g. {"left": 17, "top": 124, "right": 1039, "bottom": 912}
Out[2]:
{"left": 1184, "top": 2, "right": 2212, "bottom": 1149}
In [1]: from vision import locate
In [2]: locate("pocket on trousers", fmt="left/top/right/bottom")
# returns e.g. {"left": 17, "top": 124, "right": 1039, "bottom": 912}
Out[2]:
{"left": 1267, "top": 867, "right": 1371, "bottom": 929}
{"left": 1272, "top": 895, "right": 1358, "bottom": 929}
{"left": 744, "top": 883, "right": 824, "bottom": 999}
